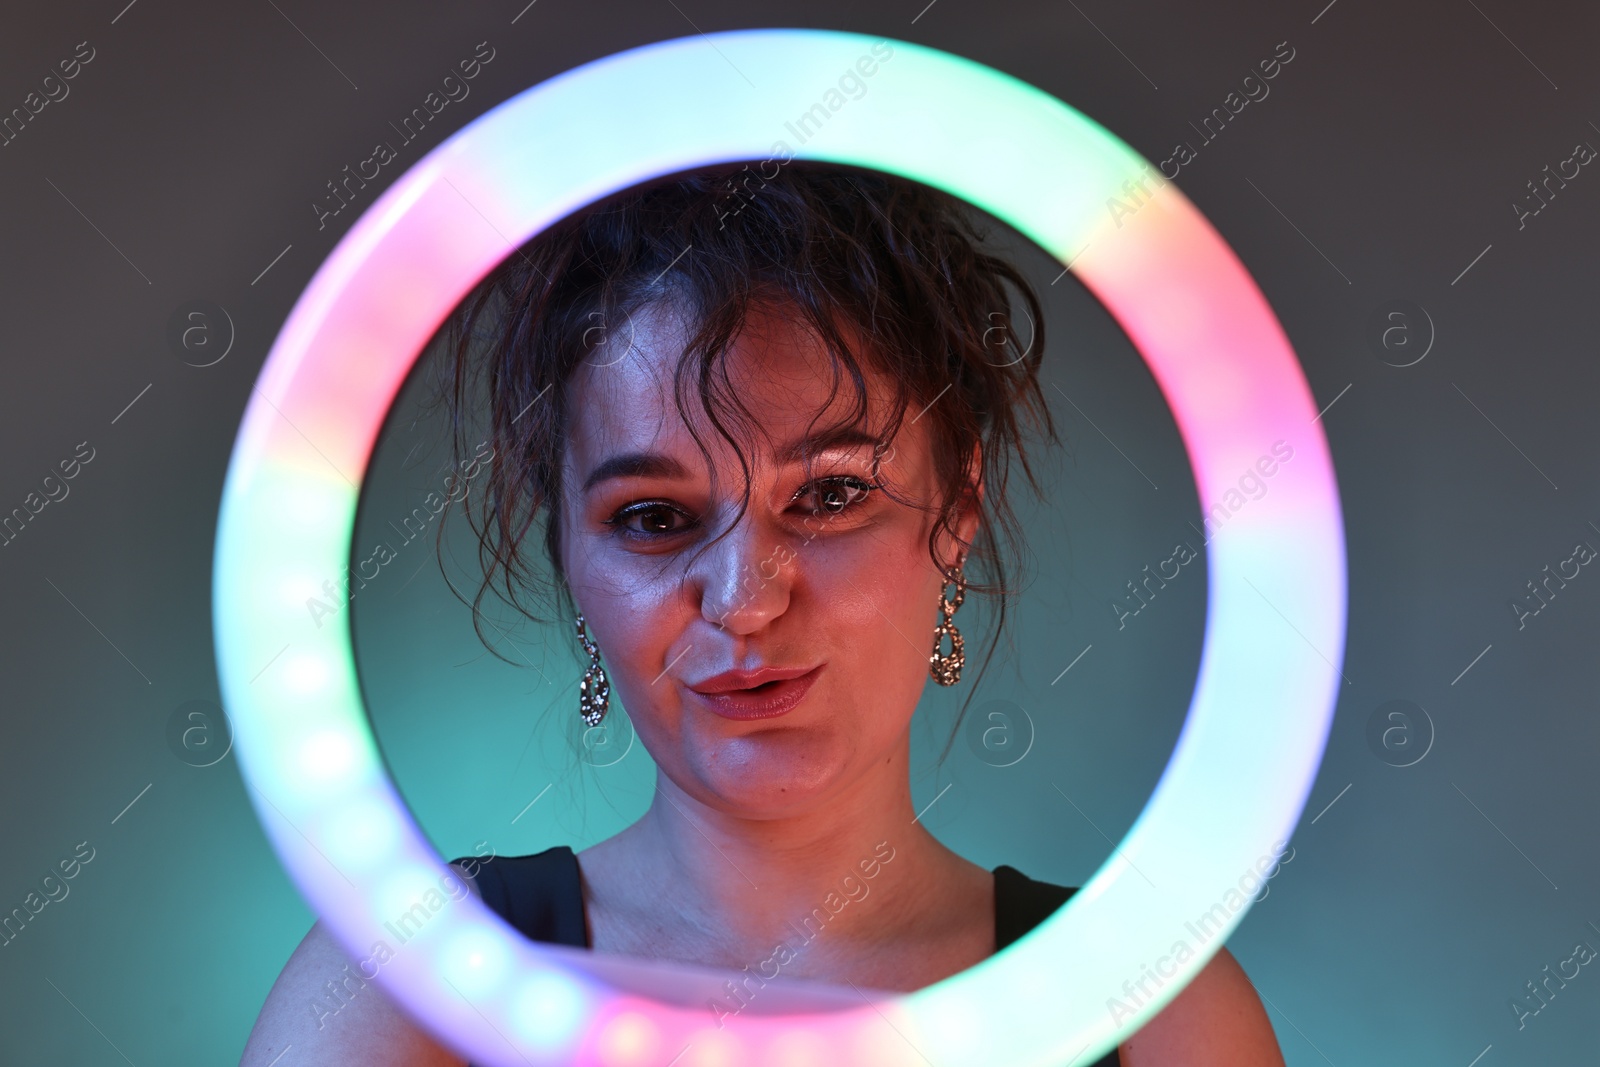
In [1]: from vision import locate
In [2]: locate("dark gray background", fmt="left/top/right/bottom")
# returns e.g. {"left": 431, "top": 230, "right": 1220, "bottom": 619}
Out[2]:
{"left": 1, "top": 1, "right": 1596, "bottom": 1064}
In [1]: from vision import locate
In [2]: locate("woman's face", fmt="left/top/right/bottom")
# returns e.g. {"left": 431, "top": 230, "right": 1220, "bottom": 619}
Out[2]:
{"left": 558, "top": 300, "right": 978, "bottom": 819}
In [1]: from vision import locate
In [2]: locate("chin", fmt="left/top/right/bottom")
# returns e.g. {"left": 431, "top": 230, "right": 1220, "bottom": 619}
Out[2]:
{"left": 683, "top": 728, "right": 852, "bottom": 815}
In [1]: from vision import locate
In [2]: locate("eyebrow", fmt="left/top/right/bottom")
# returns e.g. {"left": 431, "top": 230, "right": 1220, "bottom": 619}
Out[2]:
{"left": 580, "top": 426, "right": 884, "bottom": 495}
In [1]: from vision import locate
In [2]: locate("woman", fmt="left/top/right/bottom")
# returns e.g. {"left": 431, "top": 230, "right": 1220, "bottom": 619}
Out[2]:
{"left": 240, "top": 164, "right": 1284, "bottom": 1065}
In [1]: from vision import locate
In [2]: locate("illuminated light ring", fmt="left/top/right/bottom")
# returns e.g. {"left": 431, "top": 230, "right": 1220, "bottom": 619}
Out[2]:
{"left": 213, "top": 28, "right": 1345, "bottom": 1067}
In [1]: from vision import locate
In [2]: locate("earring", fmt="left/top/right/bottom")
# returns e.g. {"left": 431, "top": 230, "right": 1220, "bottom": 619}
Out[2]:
{"left": 930, "top": 557, "right": 967, "bottom": 686}
{"left": 574, "top": 613, "right": 611, "bottom": 727}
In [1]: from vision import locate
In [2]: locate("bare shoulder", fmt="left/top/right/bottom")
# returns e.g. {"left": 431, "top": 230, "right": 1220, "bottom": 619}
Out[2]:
{"left": 237, "top": 863, "right": 482, "bottom": 1067}
{"left": 1119, "top": 947, "right": 1285, "bottom": 1067}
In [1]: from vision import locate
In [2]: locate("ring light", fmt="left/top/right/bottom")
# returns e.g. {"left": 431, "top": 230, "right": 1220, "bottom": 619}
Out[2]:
{"left": 214, "top": 28, "right": 1345, "bottom": 1067}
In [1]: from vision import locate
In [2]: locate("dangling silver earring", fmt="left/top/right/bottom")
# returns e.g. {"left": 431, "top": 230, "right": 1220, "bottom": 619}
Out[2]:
{"left": 575, "top": 613, "right": 610, "bottom": 727}
{"left": 930, "top": 557, "right": 967, "bottom": 686}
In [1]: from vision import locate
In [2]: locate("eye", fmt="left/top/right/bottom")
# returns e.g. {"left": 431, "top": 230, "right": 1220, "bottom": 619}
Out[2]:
{"left": 602, "top": 474, "right": 878, "bottom": 545}
{"left": 793, "top": 475, "right": 879, "bottom": 517}
{"left": 604, "top": 501, "right": 695, "bottom": 540}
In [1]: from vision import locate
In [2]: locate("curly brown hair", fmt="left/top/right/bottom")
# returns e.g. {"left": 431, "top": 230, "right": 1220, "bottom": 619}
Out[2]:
{"left": 422, "top": 160, "right": 1060, "bottom": 763}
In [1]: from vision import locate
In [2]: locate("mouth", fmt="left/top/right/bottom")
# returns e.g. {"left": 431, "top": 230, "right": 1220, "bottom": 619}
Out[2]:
{"left": 685, "top": 665, "right": 824, "bottom": 721}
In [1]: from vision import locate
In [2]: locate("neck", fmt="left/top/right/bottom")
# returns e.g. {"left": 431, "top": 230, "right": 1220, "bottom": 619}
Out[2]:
{"left": 604, "top": 734, "right": 971, "bottom": 967}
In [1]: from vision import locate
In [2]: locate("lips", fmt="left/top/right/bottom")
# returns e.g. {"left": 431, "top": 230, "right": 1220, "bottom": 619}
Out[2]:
{"left": 685, "top": 664, "right": 823, "bottom": 720}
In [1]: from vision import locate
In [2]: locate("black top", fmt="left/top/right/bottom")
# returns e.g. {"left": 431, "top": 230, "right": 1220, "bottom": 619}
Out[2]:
{"left": 451, "top": 847, "right": 1121, "bottom": 1067}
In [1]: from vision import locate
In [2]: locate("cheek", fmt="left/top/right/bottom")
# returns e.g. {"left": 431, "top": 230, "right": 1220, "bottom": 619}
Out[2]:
{"left": 803, "top": 536, "right": 940, "bottom": 709}
{"left": 561, "top": 508, "right": 684, "bottom": 631}
{"left": 574, "top": 572, "right": 688, "bottom": 695}
{"left": 558, "top": 539, "right": 685, "bottom": 709}
{"left": 811, "top": 514, "right": 939, "bottom": 623}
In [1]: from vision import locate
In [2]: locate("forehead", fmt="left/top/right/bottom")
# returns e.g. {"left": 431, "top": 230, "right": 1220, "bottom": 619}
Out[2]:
{"left": 563, "top": 299, "right": 907, "bottom": 476}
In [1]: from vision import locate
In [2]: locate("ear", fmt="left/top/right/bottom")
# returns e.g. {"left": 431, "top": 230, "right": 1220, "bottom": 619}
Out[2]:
{"left": 950, "top": 439, "right": 983, "bottom": 562}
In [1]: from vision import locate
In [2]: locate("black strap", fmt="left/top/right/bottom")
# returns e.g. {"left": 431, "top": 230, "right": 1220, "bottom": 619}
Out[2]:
{"left": 448, "top": 846, "right": 589, "bottom": 948}
{"left": 993, "top": 865, "right": 1122, "bottom": 1066}
{"left": 993, "top": 863, "right": 1077, "bottom": 950}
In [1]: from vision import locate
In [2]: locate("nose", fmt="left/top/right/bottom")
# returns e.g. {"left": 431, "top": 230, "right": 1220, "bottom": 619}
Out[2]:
{"left": 689, "top": 508, "right": 793, "bottom": 636}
